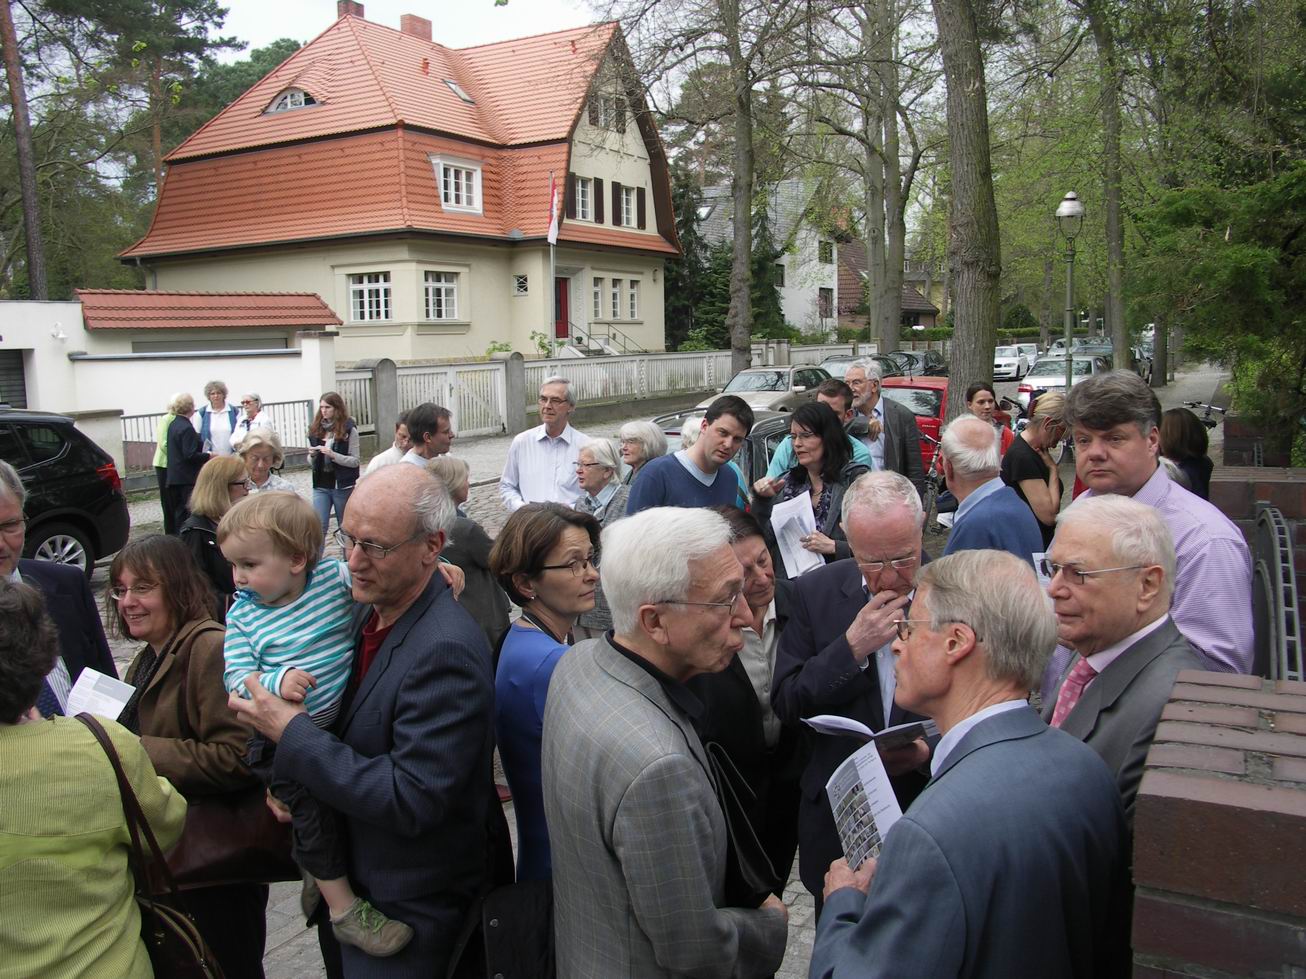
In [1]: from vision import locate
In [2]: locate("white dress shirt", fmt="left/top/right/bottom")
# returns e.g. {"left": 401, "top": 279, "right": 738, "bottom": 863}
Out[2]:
{"left": 499, "top": 423, "right": 590, "bottom": 512}
{"left": 738, "top": 599, "right": 782, "bottom": 747}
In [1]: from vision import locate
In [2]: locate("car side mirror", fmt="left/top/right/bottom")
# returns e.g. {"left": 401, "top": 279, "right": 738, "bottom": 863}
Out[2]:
{"left": 998, "top": 397, "right": 1016, "bottom": 411}
{"left": 793, "top": 385, "right": 807, "bottom": 393}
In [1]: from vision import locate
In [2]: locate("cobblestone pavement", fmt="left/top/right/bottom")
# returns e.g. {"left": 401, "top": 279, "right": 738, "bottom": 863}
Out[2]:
{"left": 94, "top": 367, "right": 1226, "bottom": 977}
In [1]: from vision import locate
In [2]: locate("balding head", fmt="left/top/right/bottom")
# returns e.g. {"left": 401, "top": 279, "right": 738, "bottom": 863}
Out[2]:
{"left": 940, "top": 415, "right": 1000, "bottom": 499}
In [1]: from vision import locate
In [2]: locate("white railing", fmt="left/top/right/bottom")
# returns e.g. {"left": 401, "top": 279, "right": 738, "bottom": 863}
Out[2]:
{"left": 334, "top": 370, "right": 374, "bottom": 430}
{"left": 122, "top": 399, "right": 314, "bottom": 458}
{"left": 396, "top": 361, "right": 507, "bottom": 438}
{"left": 788, "top": 343, "right": 857, "bottom": 365}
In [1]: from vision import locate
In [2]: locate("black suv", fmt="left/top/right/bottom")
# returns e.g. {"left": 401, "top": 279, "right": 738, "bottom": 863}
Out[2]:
{"left": 0, "top": 408, "right": 130, "bottom": 575}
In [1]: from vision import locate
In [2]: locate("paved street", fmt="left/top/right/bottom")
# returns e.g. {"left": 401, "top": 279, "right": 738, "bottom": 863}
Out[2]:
{"left": 94, "top": 365, "right": 1227, "bottom": 978}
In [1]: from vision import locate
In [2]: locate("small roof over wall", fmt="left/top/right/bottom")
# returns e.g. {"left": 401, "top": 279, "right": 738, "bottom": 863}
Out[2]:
{"left": 75, "top": 289, "right": 342, "bottom": 330}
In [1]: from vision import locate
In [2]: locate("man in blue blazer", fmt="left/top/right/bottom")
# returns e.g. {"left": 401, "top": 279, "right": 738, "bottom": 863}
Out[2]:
{"left": 811, "top": 550, "right": 1130, "bottom": 978}
{"left": 940, "top": 415, "right": 1044, "bottom": 565}
{"left": 0, "top": 461, "right": 116, "bottom": 716}
{"left": 771, "top": 471, "right": 933, "bottom": 906}
{"left": 231, "top": 465, "right": 495, "bottom": 979}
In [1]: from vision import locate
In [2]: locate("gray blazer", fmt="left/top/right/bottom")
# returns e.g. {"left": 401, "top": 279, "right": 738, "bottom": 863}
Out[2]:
{"left": 810, "top": 707, "right": 1130, "bottom": 978}
{"left": 1043, "top": 616, "right": 1203, "bottom": 822}
{"left": 542, "top": 636, "right": 788, "bottom": 978}
{"left": 847, "top": 397, "right": 926, "bottom": 499}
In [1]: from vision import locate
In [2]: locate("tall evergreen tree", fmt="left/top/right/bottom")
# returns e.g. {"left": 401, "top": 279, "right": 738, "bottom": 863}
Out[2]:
{"left": 663, "top": 162, "right": 708, "bottom": 349}
{"left": 749, "top": 195, "right": 787, "bottom": 337}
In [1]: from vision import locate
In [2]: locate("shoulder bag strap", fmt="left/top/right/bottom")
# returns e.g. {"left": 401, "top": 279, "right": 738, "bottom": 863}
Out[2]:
{"left": 74, "top": 712, "right": 185, "bottom": 902}
{"left": 170, "top": 622, "right": 225, "bottom": 741}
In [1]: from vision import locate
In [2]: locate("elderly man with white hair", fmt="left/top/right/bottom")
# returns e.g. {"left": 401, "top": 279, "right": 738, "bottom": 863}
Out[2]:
{"left": 500, "top": 375, "right": 590, "bottom": 512}
{"left": 940, "top": 414, "right": 1043, "bottom": 565}
{"left": 842, "top": 359, "right": 925, "bottom": 499}
{"left": 542, "top": 506, "right": 789, "bottom": 978}
{"left": 1042, "top": 494, "right": 1203, "bottom": 822}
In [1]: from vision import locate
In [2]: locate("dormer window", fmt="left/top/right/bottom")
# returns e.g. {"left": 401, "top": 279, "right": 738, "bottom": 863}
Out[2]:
{"left": 429, "top": 154, "right": 483, "bottom": 214}
{"left": 266, "top": 88, "right": 317, "bottom": 114}
{"left": 444, "top": 79, "right": 475, "bottom": 104}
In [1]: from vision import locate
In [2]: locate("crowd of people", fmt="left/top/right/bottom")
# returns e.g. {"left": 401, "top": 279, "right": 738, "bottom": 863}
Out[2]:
{"left": 0, "top": 358, "right": 1247, "bottom": 979}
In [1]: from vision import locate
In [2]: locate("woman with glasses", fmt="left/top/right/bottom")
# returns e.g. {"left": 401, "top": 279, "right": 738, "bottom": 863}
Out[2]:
{"left": 488, "top": 503, "right": 601, "bottom": 881}
{"left": 1001, "top": 391, "right": 1066, "bottom": 548}
{"left": 751, "top": 401, "right": 869, "bottom": 576}
{"left": 572, "top": 439, "right": 629, "bottom": 640}
{"left": 107, "top": 535, "right": 269, "bottom": 979}
{"left": 179, "top": 455, "right": 249, "bottom": 617}
{"left": 230, "top": 393, "right": 275, "bottom": 451}
{"left": 238, "top": 428, "right": 296, "bottom": 494}
{"left": 617, "top": 420, "right": 668, "bottom": 485}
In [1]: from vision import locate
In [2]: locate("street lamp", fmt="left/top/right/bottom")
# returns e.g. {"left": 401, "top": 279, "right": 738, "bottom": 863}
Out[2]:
{"left": 1056, "top": 192, "right": 1086, "bottom": 396}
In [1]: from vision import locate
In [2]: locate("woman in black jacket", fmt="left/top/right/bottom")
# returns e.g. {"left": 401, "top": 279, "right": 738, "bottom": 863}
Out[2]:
{"left": 179, "top": 456, "right": 249, "bottom": 618}
{"left": 164, "top": 392, "right": 210, "bottom": 530}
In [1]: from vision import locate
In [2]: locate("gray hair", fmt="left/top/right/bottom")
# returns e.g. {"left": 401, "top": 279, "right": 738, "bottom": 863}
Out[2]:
{"left": 425, "top": 455, "right": 470, "bottom": 494}
{"left": 237, "top": 428, "right": 284, "bottom": 466}
{"left": 1056, "top": 494, "right": 1176, "bottom": 603}
{"left": 1160, "top": 456, "right": 1190, "bottom": 491}
{"left": 601, "top": 507, "right": 732, "bottom": 635}
{"left": 917, "top": 550, "right": 1058, "bottom": 690}
{"left": 680, "top": 415, "right": 705, "bottom": 451}
{"left": 941, "top": 415, "right": 1000, "bottom": 478}
{"left": 168, "top": 392, "right": 194, "bottom": 414}
{"left": 1063, "top": 369, "right": 1161, "bottom": 435}
{"left": 243, "top": 392, "right": 262, "bottom": 406}
{"left": 619, "top": 420, "right": 668, "bottom": 464}
{"left": 541, "top": 375, "right": 576, "bottom": 406}
{"left": 203, "top": 380, "right": 228, "bottom": 399}
{"left": 580, "top": 438, "right": 622, "bottom": 485}
{"left": 0, "top": 459, "right": 25, "bottom": 507}
{"left": 841, "top": 470, "right": 924, "bottom": 528}
{"left": 849, "top": 358, "right": 883, "bottom": 383}
{"left": 413, "top": 470, "right": 458, "bottom": 539}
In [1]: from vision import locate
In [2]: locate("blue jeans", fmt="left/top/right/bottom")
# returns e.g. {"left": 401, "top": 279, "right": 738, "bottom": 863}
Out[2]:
{"left": 312, "top": 486, "right": 352, "bottom": 536}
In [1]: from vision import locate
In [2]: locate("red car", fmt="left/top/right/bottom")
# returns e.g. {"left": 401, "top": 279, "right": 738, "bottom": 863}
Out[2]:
{"left": 880, "top": 376, "right": 1011, "bottom": 470}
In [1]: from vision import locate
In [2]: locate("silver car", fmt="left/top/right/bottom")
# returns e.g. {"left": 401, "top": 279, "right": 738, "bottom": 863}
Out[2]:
{"left": 1016, "top": 355, "right": 1111, "bottom": 409}
{"left": 695, "top": 365, "right": 829, "bottom": 413}
{"left": 1015, "top": 343, "right": 1039, "bottom": 367}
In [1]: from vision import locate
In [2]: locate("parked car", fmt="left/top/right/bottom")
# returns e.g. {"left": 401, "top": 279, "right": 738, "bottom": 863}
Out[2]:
{"left": 992, "top": 345, "right": 1030, "bottom": 380}
{"left": 652, "top": 409, "right": 791, "bottom": 487}
{"left": 694, "top": 365, "right": 830, "bottom": 413}
{"left": 0, "top": 408, "right": 130, "bottom": 575}
{"left": 884, "top": 349, "right": 947, "bottom": 376}
{"left": 1015, "top": 343, "right": 1040, "bottom": 367}
{"left": 1016, "top": 355, "right": 1112, "bottom": 409}
{"left": 1045, "top": 338, "right": 1083, "bottom": 357}
{"left": 819, "top": 354, "right": 903, "bottom": 381}
{"left": 880, "top": 376, "right": 1010, "bottom": 471}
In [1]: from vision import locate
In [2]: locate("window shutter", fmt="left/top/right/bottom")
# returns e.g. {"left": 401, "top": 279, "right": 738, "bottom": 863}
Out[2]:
{"left": 594, "top": 178, "right": 605, "bottom": 224}
{"left": 565, "top": 172, "right": 577, "bottom": 219}
{"left": 588, "top": 99, "right": 599, "bottom": 126}
{"left": 616, "top": 97, "right": 627, "bottom": 134}
{"left": 636, "top": 187, "right": 646, "bottom": 229}
{"left": 612, "top": 181, "right": 622, "bottom": 226}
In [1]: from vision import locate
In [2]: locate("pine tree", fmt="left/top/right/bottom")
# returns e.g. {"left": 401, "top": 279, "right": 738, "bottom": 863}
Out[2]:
{"left": 663, "top": 163, "right": 707, "bottom": 349}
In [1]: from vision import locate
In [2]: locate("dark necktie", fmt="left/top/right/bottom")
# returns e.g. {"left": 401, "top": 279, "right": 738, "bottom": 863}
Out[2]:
{"left": 36, "top": 678, "right": 63, "bottom": 718}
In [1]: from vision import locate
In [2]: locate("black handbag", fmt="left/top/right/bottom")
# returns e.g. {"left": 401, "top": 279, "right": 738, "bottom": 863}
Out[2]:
{"left": 705, "top": 740, "right": 783, "bottom": 909}
{"left": 75, "top": 712, "right": 226, "bottom": 979}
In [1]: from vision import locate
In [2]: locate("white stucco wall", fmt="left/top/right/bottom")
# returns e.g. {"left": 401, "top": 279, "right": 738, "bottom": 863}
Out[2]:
{"left": 780, "top": 227, "right": 839, "bottom": 335}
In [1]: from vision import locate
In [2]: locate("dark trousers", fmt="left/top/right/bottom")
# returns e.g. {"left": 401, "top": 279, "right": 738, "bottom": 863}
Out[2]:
{"left": 248, "top": 735, "right": 349, "bottom": 881}
{"left": 165, "top": 482, "right": 194, "bottom": 534}
{"left": 155, "top": 467, "right": 177, "bottom": 535}
{"left": 184, "top": 881, "right": 269, "bottom": 979}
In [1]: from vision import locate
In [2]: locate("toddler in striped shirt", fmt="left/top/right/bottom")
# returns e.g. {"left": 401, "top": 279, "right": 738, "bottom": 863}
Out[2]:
{"left": 219, "top": 491, "right": 412, "bottom": 958}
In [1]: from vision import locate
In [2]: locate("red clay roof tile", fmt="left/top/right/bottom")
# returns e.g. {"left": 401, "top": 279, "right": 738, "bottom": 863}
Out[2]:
{"left": 76, "top": 289, "right": 341, "bottom": 330}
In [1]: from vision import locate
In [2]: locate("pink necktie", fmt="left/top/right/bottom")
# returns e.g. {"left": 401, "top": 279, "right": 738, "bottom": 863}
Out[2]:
{"left": 1050, "top": 658, "right": 1098, "bottom": 728}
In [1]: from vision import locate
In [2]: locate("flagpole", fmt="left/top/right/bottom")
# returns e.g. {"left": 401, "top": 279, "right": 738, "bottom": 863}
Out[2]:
{"left": 549, "top": 170, "right": 558, "bottom": 353}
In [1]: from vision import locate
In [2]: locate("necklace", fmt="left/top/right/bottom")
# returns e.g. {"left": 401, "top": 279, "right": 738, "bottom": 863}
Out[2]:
{"left": 520, "top": 609, "right": 572, "bottom": 646}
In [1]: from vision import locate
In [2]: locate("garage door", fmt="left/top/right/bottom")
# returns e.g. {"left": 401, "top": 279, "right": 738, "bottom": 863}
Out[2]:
{"left": 0, "top": 350, "right": 26, "bottom": 408}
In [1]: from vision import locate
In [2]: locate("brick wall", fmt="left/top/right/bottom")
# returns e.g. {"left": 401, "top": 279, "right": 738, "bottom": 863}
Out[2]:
{"left": 1132, "top": 671, "right": 1306, "bottom": 977}
{"left": 1223, "top": 416, "right": 1292, "bottom": 467}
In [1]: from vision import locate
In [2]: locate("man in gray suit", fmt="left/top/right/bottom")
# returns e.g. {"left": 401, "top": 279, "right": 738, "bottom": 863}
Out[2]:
{"left": 1043, "top": 494, "right": 1203, "bottom": 822}
{"left": 811, "top": 550, "right": 1129, "bottom": 978}
{"left": 844, "top": 359, "right": 926, "bottom": 500}
{"left": 543, "top": 506, "right": 789, "bottom": 978}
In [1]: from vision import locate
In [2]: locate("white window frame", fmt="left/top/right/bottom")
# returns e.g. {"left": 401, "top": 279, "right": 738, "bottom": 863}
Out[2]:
{"left": 513, "top": 274, "right": 529, "bottom": 297}
{"left": 621, "top": 186, "right": 636, "bottom": 227}
{"left": 818, "top": 240, "right": 834, "bottom": 264}
{"left": 628, "top": 280, "right": 639, "bottom": 320}
{"left": 429, "top": 154, "right": 483, "bottom": 214}
{"left": 349, "top": 272, "right": 392, "bottom": 322}
{"left": 592, "top": 277, "right": 604, "bottom": 319}
{"left": 610, "top": 278, "right": 622, "bottom": 319}
{"left": 576, "top": 176, "right": 593, "bottom": 221}
{"left": 266, "top": 88, "right": 317, "bottom": 114}
{"left": 423, "top": 271, "right": 459, "bottom": 321}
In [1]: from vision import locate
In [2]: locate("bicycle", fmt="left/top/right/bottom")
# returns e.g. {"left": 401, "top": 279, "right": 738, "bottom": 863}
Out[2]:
{"left": 918, "top": 431, "right": 947, "bottom": 534}
{"left": 1182, "top": 400, "right": 1228, "bottom": 430}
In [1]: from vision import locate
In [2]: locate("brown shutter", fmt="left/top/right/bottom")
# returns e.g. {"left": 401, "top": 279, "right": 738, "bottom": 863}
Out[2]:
{"left": 594, "top": 177, "right": 605, "bottom": 223}
{"left": 587, "top": 99, "right": 599, "bottom": 126}
{"left": 612, "top": 181, "right": 622, "bottom": 226}
{"left": 636, "top": 186, "right": 646, "bottom": 229}
{"left": 565, "top": 172, "right": 577, "bottom": 219}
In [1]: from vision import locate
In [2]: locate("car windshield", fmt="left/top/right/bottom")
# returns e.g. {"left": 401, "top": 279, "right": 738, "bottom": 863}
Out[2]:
{"left": 1030, "top": 359, "right": 1093, "bottom": 377}
{"left": 881, "top": 387, "right": 942, "bottom": 418}
{"left": 821, "top": 360, "right": 852, "bottom": 379}
{"left": 994, "top": 347, "right": 1018, "bottom": 357}
{"left": 724, "top": 370, "right": 788, "bottom": 393}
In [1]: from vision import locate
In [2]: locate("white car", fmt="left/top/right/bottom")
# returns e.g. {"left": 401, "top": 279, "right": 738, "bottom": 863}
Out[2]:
{"left": 1015, "top": 343, "right": 1039, "bottom": 368}
{"left": 993, "top": 346, "right": 1029, "bottom": 380}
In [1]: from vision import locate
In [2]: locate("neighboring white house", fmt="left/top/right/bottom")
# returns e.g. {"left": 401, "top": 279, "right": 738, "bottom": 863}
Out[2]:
{"left": 118, "top": 4, "right": 680, "bottom": 362}
{"left": 697, "top": 179, "right": 839, "bottom": 336}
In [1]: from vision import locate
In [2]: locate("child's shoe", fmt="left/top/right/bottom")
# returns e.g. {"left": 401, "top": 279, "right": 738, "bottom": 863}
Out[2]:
{"left": 331, "top": 899, "right": 414, "bottom": 957}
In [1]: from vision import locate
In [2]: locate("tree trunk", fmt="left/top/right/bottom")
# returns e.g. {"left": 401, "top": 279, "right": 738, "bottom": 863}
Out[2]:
{"left": 863, "top": 106, "right": 889, "bottom": 352}
{"left": 874, "top": 0, "right": 905, "bottom": 348}
{"left": 931, "top": 0, "right": 1001, "bottom": 420}
{"left": 1152, "top": 314, "right": 1168, "bottom": 388}
{"left": 1087, "top": 2, "right": 1127, "bottom": 367}
{"left": 150, "top": 56, "right": 165, "bottom": 194}
{"left": 0, "top": 0, "right": 47, "bottom": 299}
{"left": 723, "top": 1, "right": 753, "bottom": 373}
{"left": 1039, "top": 255, "right": 1054, "bottom": 349}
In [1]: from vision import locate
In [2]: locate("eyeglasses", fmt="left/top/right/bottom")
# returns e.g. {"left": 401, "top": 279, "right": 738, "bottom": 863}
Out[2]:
{"left": 110, "top": 583, "right": 159, "bottom": 602}
{"left": 1040, "top": 559, "right": 1148, "bottom": 585}
{"left": 893, "top": 617, "right": 982, "bottom": 642}
{"left": 538, "top": 396, "right": 569, "bottom": 407}
{"left": 575, "top": 462, "right": 608, "bottom": 470}
{"left": 0, "top": 518, "right": 27, "bottom": 538}
{"left": 659, "top": 590, "right": 746, "bottom": 613}
{"left": 540, "top": 556, "right": 598, "bottom": 577}
{"left": 240, "top": 400, "right": 257, "bottom": 406}
{"left": 856, "top": 556, "right": 918, "bottom": 574}
{"left": 228, "top": 481, "right": 248, "bottom": 489}
{"left": 619, "top": 437, "right": 641, "bottom": 445}
{"left": 335, "top": 529, "right": 420, "bottom": 560}
{"left": 791, "top": 430, "right": 820, "bottom": 443}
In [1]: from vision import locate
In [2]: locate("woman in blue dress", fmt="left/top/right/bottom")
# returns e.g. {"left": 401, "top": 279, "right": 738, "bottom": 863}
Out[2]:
{"left": 488, "top": 503, "right": 600, "bottom": 881}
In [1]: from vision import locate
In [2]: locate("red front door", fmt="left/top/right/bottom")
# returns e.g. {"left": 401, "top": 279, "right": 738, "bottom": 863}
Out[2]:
{"left": 554, "top": 278, "right": 569, "bottom": 339}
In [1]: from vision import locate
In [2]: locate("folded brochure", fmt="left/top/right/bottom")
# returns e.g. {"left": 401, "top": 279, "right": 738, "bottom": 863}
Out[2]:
{"left": 803, "top": 713, "right": 939, "bottom": 750}
{"left": 824, "top": 741, "right": 903, "bottom": 870}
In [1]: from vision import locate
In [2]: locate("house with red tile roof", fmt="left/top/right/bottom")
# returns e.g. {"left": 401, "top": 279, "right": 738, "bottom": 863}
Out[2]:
{"left": 121, "top": 2, "right": 680, "bottom": 361}
{"left": 837, "top": 238, "right": 939, "bottom": 331}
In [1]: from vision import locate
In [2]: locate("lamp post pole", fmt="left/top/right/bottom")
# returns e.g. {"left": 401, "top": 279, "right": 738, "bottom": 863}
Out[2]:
{"left": 1055, "top": 191, "right": 1086, "bottom": 397}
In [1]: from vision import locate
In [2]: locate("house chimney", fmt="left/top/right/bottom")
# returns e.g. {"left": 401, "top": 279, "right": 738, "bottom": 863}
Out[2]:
{"left": 400, "top": 14, "right": 432, "bottom": 41}
{"left": 337, "top": 1, "right": 364, "bottom": 19}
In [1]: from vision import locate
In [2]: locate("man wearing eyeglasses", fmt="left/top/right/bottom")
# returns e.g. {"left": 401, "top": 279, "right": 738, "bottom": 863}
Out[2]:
{"left": 1042, "top": 494, "right": 1201, "bottom": 822}
{"left": 543, "top": 506, "right": 789, "bottom": 978}
{"left": 500, "top": 376, "right": 590, "bottom": 512}
{"left": 228, "top": 463, "right": 496, "bottom": 978}
{"left": 771, "top": 470, "right": 933, "bottom": 910}
{"left": 0, "top": 461, "right": 117, "bottom": 717}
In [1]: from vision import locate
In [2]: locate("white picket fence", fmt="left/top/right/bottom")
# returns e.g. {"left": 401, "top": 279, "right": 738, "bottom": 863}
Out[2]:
{"left": 524, "top": 350, "right": 734, "bottom": 406}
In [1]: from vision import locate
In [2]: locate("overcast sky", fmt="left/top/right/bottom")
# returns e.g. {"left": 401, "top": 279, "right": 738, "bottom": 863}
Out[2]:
{"left": 216, "top": 0, "right": 600, "bottom": 59}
